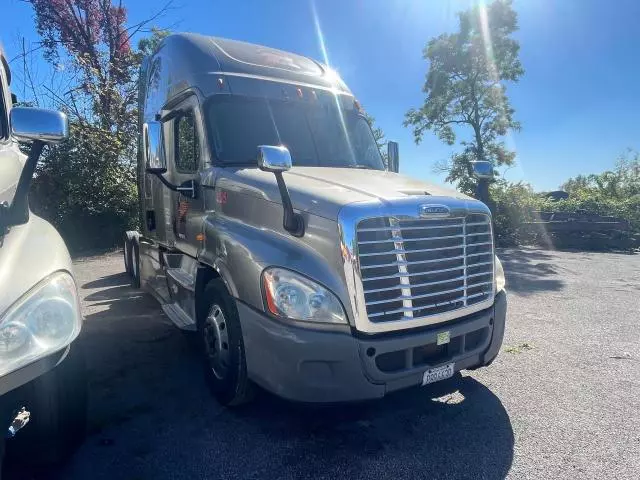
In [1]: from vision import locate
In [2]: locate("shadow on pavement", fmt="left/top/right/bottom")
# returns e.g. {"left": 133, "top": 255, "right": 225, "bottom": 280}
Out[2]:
{"left": 81, "top": 273, "right": 159, "bottom": 323}
{"left": 82, "top": 272, "right": 130, "bottom": 290}
{"left": 225, "top": 376, "right": 515, "bottom": 480}
{"left": 34, "top": 264, "right": 514, "bottom": 480}
{"left": 499, "top": 248, "right": 565, "bottom": 295}
{"left": 64, "top": 310, "right": 515, "bottom": 480}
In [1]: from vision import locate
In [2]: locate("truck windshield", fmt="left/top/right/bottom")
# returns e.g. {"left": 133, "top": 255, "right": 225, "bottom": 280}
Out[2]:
{"left": 206, "top": 96, "right": 385, "bottom": 170}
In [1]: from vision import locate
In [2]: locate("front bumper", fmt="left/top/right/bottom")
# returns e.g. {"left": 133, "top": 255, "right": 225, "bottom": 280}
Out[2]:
{"left": 238, "top": 290, "right": 507, "bottom": 403}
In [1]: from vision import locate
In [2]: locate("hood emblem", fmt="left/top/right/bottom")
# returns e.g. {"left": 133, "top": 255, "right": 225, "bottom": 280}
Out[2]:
{"left": 419, "top": 204, "right": 450, "bottom": 218}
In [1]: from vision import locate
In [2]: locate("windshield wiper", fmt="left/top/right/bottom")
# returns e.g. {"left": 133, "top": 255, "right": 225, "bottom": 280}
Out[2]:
{"left": 347, "top": 164, "right": 376, "bottom": 170}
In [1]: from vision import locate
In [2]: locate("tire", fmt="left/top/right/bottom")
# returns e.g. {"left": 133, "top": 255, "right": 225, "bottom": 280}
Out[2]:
{"left": 197, "top": 280, "right": 254, "bottom": 406}
{"left": 7, "top": 343, "right": 88, "bottom": 468}
{"left": 130, "top": 240, "right": 141, "bottom": 288}
{"left": 123, "top": 234, "right": 132, "bottom": 276}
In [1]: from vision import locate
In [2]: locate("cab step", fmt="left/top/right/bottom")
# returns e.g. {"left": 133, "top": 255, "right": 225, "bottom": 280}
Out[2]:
{"left": 162, "top": 303, "right": 196, "bottom": 331}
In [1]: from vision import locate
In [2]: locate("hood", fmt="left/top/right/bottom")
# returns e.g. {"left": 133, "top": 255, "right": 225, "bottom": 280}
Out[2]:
{"left": 219, "top": 167, "right": 472, "bottom": 220}
{"left": 0, "top": 215, "right": 73, "bottom": 314}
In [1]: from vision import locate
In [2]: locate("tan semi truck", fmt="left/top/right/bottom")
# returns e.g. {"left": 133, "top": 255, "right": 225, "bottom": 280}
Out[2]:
{"left": 123, "top": 33, "right": 507, "bottom": 405}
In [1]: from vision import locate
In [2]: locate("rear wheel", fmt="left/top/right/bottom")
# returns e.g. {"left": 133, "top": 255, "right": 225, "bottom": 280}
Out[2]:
{"left": 7, "top": 343, "right": 87, "bottom": 468}
{"left": 124, "top": 232, "right": 138, "bottom": 277}
{"left": 197, "top": 280, "right": 254, "bottom": 406}
{"left": 123, "top": 234, "right": 132, "bottom": 276}
{"left": 130, "top": 241, "right": 141, "bottom": 288}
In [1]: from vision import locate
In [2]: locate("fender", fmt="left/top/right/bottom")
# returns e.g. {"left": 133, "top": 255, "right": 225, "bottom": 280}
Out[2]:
{"left": 196, "top": 211, "right": 353, "bottom": 321}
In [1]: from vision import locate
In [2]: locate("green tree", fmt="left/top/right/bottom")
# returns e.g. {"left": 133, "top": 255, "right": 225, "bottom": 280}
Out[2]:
{"left": 562, "top": 149, "right": 640, "bottom": 198}
{"left": 137, "top": 27, "right": 170, "bottom": 57}
{"left": 25, "top": 0, "right": 171, "bottom": 252}
{"left": 404, "top": 0, "right": 523, "bottom": 193}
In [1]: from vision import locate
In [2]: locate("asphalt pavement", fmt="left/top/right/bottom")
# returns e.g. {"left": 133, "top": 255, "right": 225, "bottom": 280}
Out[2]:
{"left": 14, "top": 248, "right": 640, "bottom": 479}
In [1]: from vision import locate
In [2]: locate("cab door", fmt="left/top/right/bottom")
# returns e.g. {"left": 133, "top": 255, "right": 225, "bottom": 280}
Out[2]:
{"left": 166, "top": 95, "right": 206, "bottom": 258}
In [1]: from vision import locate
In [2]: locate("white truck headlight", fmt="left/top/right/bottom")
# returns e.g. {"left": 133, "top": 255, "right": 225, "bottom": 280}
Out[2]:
{"left": 262, "top": 268, "right": 347, "bottom": 324}
{"left": 0, "top": 271, "right": 81, "bottom": 377}
{"left": 495, "top": 255, "right": 506, "bottom": 293}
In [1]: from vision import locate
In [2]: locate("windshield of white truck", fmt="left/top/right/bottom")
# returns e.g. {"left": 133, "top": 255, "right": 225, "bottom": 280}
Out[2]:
{"left": 206, "top": 95, "right": 385, "bottom": 170}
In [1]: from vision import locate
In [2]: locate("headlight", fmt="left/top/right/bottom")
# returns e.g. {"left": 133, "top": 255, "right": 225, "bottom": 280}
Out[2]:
{"left": 495, "top": 255, "right": 506, "bottom": 292}
{"left": 0, "top": 271, "right": 81, "bottom": 377}
{"left": 262, "top": 268, "right": 347, "bottom": 324}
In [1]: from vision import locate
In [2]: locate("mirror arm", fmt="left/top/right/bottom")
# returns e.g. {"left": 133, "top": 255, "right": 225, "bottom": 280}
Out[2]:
{"left": 149, "top": 172, "right": 197, "bottom": 199}
{"left": 0, "top": 140, "right": 45, "bottom": 229}
{"left": 475, "top": 178, "right": 490, "bottom": 205}
{"left": 152, "top": 171, "right": 180, "bottom": 192}
{"left": 274, "top": 172, "right": 304, "bottom": 237}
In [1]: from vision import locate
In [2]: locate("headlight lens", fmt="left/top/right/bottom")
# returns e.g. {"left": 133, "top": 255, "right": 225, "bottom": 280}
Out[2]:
{"left": 0, "top": 272, "right": 81, "bottom": 377}
{"left": 262, "top": 268, "right": 347, "bottom": 324}
{"left": 495, "top": 255, "right": 506, "bottom": 292}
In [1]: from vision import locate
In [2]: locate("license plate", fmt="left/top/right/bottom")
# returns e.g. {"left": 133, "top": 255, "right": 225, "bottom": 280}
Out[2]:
{"left": 422, "top": 363, "right": 455, "bottom": 386}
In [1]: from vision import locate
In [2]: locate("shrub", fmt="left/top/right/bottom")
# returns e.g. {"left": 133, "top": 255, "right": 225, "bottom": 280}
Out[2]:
{"left": 30, "top": 123, "right": 138, "bottom": 254}
{"left": 490, "top": 153, "right": 640, "bottom": 249}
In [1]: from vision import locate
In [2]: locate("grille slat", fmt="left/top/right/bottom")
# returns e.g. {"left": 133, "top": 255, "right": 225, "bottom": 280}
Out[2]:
{"left": 362, "top": 264, "right": 465, "bottom": 284}
{"left": 360, "top": 254, "right": 466, "bottom": 270}
{"left": 359, "top": 243, "right": 466, "bottom": 258}
{"left": 365, "top": 274, "right": 465, "bottom": 295}
{"left": 367, "top": 288, "right": 492, "bottom": 318}
{"left": 366, "top": 279, "right": 470, "bottom": 305}
{"left": 466, "top": 260, "right": 493, "bottom": 268}
{"left": 357, "top": 222, "right": 463, "bottom": 233}
{"left": 357, "top": 214, "right": 494, "bottom": 323}
{"left": 358, "top": 233, "right": 465, "bottom": 245}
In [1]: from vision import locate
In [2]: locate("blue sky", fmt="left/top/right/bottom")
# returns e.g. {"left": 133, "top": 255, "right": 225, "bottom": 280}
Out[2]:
{"left": 3, "top": 0, "right": 639, "bottom": 190}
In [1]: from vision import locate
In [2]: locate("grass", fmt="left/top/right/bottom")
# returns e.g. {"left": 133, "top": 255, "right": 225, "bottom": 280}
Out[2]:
{"left": 504, "top": 342, "right": 535, "bottom": 354}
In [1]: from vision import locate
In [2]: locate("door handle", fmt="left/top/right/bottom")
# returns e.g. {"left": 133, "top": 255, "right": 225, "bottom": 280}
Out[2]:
{"left": 176, "top": 179, "right": 197, "bottom": 199}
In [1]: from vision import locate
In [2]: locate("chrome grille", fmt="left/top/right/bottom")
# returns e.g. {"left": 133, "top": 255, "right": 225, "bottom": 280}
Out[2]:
{"left": 356, "top": 214, "right": 494, "bottom": 323}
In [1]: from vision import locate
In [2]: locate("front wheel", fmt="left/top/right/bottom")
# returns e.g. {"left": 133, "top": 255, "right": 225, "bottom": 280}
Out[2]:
{"left": 7, "top": 343, "right": 87, "bottom": 467}
{"left": 197, "top": 280, "right": 254, "bottom": 406}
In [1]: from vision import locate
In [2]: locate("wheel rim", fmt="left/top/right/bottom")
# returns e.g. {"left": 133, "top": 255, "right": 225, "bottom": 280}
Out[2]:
{"left": 203, "top": 304, "right": 230, "bottom": 380}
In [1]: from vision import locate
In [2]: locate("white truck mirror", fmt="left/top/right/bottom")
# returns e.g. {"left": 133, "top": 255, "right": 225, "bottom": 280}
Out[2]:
{"left": 10, "top": 107, "right": 68, "bottom": 144}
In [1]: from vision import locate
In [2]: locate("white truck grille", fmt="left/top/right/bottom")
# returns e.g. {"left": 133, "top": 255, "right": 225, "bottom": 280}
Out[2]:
{"left": 356, "top": 214, "right": 494, "bottom": 323}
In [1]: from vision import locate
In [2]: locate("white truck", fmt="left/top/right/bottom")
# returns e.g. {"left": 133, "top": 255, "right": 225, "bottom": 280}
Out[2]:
{"left": 0, "top": 47, "right": 86, "bottom": 468}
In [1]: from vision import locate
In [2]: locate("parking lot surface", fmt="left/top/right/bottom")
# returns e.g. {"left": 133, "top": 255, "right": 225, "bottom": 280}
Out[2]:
{"left": 17, "top": 248, "right": 640, "bottom": 479}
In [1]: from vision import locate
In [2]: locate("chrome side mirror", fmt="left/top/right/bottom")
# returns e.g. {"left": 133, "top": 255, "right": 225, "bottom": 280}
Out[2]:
{"left": 471, "top": 161, "right": 493, "bottom": 179}
{"left": 387, "top": 141, "right": 399, "bottom": 173}
{"left": 256, "top": 145, "right": 304, "bottom": 236}
{"left": 144, "top": 121, "right": 167, "bottom": 174}
{"left": 10, "top": 107, "right": 68, "bottom": 144}
{"left": 257, "top": 145, "right": 292, "bottom": 172}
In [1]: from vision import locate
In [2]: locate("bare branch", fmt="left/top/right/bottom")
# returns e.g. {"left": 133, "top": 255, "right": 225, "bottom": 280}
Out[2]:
{"left": 21, "top": 38, "right": 41, "bottom": 106}
{"left": 9, "top": 43, "right": 45, "bottom": 64}
{"left": 42, "top": 84, "right": 73, "bottom": 111}
{"left": 123, "top": 0, "right": 175, "bottom": 46}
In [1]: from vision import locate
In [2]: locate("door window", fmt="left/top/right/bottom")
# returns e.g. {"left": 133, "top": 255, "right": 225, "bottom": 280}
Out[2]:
{"left": 0, "top": 68, "right": 7, "bottom": 140}
{"left": 174, "top": 111, "right": 200, "bottom": 173}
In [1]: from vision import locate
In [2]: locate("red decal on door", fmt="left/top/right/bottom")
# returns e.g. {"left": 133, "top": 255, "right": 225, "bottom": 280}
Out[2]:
{"left": 216, "top": 191, "right": 228, "bottom": 204}
{"left": 178, "top": 200, "right": 189, "bottom": 218}
{"left": 174, "top": 199, "right": 189, "bottom": 239}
